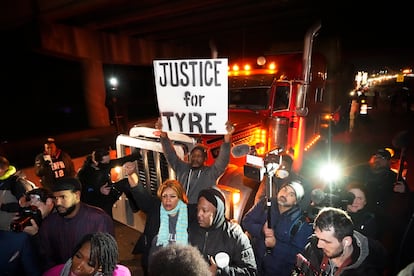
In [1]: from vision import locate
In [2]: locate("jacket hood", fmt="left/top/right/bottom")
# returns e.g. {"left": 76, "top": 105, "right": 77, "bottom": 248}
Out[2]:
{"left": 198, "top": 188, "right": 226, "bottom": 230}
{"left": 344, "top": 230, "right": 369, "bottom": 270}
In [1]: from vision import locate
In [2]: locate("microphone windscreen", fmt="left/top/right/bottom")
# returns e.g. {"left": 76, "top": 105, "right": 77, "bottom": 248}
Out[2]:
{"left": 342, "top": 191, "right": 355, "bottom": 204}
{"left": 310, "top": 189, "right": 325, "bottom": 205}
{"left": 231, "top": 144, "right": 250, "bottom": 158}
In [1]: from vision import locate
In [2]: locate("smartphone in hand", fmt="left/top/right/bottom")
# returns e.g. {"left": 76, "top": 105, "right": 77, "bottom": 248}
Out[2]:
{"left": 43, "top": 155, "right": 52, "bottom": 163}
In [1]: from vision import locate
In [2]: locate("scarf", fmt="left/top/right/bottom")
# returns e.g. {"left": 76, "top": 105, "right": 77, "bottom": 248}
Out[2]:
{"left": 60, "top": 259, "right": 72, "bottom": 276}
{"left": 156, "top": 199, "right": 188, "bottom": 246}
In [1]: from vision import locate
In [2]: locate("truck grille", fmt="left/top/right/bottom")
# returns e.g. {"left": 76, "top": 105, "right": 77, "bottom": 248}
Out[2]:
{"left": 136, "top": 149, "right": 170, "bottom": 196}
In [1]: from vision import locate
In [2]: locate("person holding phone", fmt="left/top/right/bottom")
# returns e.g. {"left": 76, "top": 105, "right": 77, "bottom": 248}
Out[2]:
{"left": 34, "top": 137, "right": 75, "bottom": 190}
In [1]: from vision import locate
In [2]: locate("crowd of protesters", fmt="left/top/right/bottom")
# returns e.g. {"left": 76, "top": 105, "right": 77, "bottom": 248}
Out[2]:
{"left": 0, "top": 118, "right": 413, "bottom": 276}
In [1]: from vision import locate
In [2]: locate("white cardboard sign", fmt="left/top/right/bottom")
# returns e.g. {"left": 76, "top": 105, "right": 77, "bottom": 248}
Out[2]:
{"left": 153, "top": 58, "right": 228, "bottom": 135}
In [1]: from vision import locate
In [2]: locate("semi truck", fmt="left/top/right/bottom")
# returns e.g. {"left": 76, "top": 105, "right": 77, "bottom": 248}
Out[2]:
{"left": 112, "top": 22, "right": 336, "bottom": 231}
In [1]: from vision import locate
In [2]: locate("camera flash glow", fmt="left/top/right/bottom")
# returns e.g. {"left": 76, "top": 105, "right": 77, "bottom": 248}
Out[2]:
{"left": 319, "top": 163, "right": 341, "bottom": 183}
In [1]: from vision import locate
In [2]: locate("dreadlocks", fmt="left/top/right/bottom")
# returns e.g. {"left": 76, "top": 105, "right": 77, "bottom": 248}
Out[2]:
{"left": 73, "top": 232, "right": 119, "bottom": 275}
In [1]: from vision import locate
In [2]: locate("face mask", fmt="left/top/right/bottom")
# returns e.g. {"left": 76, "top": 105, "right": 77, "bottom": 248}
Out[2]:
{"left": 276, "top": 169, "right": 289, "bottom": 179}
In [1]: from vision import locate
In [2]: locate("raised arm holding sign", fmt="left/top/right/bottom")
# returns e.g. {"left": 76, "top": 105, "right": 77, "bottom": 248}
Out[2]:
{"left": 155, "top": 118, "right": 234, "bottom": 205}
{"left": 153, "top": 58, "right": 228, "bottom": 135}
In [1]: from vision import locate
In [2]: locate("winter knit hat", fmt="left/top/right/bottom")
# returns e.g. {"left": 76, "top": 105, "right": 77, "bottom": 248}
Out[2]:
{"left": 285, "top": 181, "right": 305, "bottom": 202}
{"left": 198, "top": 188, "right": 226, "bottom": 227}
{"left": 198, "top": 188, "right": 226, "bottom": 208}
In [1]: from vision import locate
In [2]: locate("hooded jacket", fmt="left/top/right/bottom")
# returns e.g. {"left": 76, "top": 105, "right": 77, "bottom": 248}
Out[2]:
{"left": 0, "top": 165, "right": 32, "bottom": 230}
{"left": 160, "top": 135, "right": 230, "bottom": 204}
{"left": 299, "top": 231, "right": 386, "bottom": 276}
{"left": 188, "top": 190, "right": 257, "bottom": 275}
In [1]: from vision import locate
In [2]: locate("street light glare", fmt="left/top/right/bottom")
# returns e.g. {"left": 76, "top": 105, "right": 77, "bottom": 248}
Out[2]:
{"left": 109, "top": 77, "right": 118, "bottom": 88}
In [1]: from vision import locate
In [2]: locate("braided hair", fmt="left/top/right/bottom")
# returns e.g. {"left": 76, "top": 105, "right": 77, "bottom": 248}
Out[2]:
{"left": 72, "top": 232, "right": 119, "bottom": 276}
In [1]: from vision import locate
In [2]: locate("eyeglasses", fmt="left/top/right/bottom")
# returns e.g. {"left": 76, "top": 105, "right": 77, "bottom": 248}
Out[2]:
{"left": 26, "top": 194, "right": 42, "bottom": 202}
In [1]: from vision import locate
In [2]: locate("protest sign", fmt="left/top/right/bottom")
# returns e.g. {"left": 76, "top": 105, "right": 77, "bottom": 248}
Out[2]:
{"left": 153, "top": 58, "right": 228, "bottom": 134}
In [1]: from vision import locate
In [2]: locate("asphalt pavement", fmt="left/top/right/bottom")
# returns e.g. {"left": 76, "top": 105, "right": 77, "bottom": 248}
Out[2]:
{"left": 114, "top": 221, "right": 143, "bottom": 276}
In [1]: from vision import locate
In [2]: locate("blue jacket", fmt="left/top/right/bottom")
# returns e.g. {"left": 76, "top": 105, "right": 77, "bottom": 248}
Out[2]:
{"left": 0, "top": 230, "right": 42, "bottom": 276}
{"left": 242, "top": 198, "right": 313, "bottom": 276}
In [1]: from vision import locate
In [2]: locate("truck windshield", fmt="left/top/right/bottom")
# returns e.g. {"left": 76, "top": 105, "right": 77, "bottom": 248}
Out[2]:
{"left": 229, "top": 87, "right": 270, "bottom": 110}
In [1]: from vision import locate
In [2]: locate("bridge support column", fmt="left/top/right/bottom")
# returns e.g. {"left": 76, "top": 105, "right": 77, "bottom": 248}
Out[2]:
{"left": 81, "top": 59, "right": 111, "bottom": 128}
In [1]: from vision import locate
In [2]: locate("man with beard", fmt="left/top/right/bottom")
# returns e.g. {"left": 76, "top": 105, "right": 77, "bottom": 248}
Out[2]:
{"left": 38, "top": 177, "right": 114, "bottom": 272}
{"left": 253, "top": 153, "right": 312, "bottom": 212}
{"left": 294, "top": 207, "right": 386, "bottom": 276}
{"left": 242, "top": 181, "right": 312, "bottom": 276}
{"left": 155, "top": 118, "right": 234, "bottom": 206}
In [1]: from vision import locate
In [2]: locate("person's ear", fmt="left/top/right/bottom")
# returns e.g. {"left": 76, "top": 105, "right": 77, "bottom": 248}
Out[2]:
{"left": 343, "top": 237, "right": 352, "bottom": 247}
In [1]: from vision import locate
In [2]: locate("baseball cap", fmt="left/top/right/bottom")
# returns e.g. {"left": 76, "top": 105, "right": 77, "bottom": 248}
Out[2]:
{"left": 285, "top": 181, "right": 304, "bottom": 202}
{"left": 52, "top": 177, "right": 82, "bottom": 192}
{"left": 45, "top": 137, "right": 56, "bottom": 144}
{"left": 374, "top": 148, "right": 391, "bottom": 160}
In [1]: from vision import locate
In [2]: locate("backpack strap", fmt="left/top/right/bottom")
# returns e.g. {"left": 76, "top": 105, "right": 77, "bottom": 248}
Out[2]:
{"left": 289, "top": 213, "right": 305, "bottom": 240}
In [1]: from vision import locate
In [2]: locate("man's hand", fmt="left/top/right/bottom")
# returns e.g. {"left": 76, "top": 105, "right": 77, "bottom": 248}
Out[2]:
{"left": 224, "top": 121, "right": 235, "bottom": 142}
{"left": 155, "top": 117, "right": 167, "bottom": 138}
{"left": 208, "top": 255, "right": 218, "bottom": 275}
{"left": 393, "top": 181, "right": 406, "bottom": 193}
{"left": 124, "top": 162, "right": 139, "bottom": 188}
{"left": 123, "top": 162, "right": 136, "bottom": 175}
{"left": 225, "top": 121, "right": 235, "bottom": 134}
{"left": 23, "top": 219, "right": 39, "bottom": 236}
{"left": 263, "top": 222, "right": 276, "bottom": 248}
{"left": 100, "top": 183, "right": 112, "bottom": 195}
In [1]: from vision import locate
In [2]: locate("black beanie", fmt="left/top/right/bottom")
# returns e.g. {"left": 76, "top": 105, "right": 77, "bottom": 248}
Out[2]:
{"left": 53, "top": 177, "right": 82, "bottom": 192}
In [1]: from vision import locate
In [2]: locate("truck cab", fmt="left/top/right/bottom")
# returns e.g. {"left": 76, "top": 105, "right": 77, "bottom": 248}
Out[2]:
{"left": 112, "top": 23, "right": 333, "bottom": 230}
